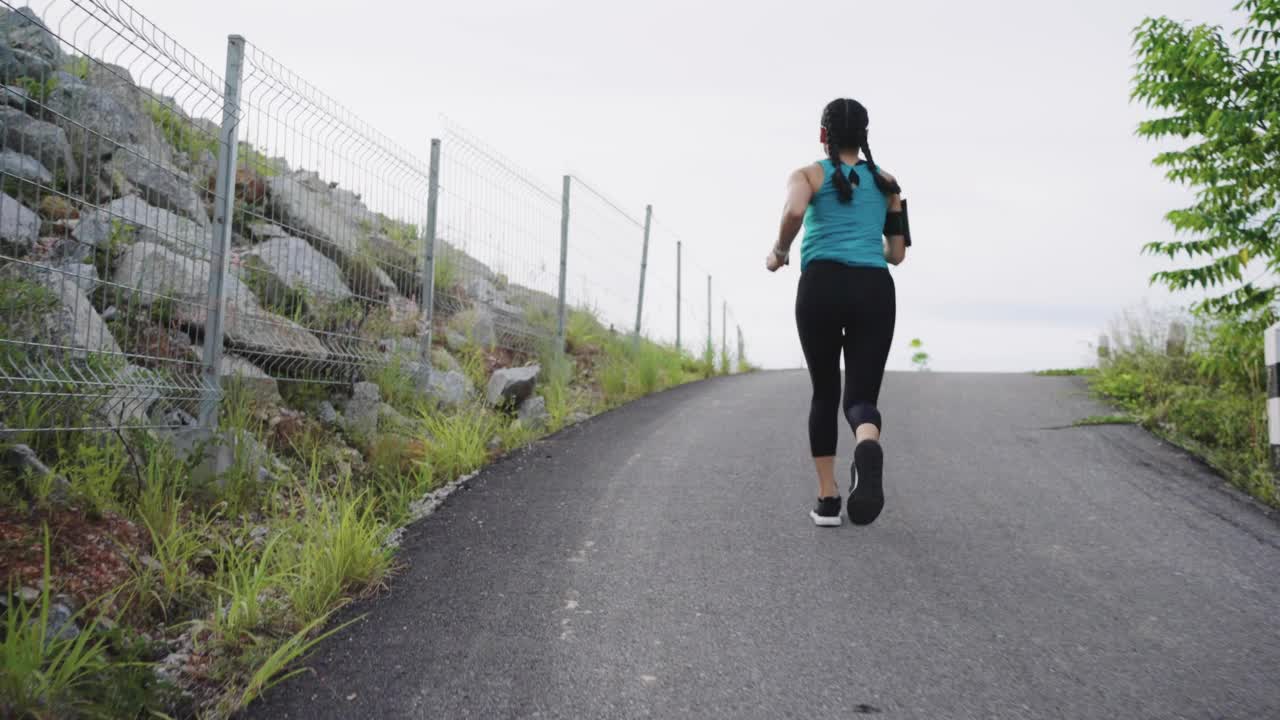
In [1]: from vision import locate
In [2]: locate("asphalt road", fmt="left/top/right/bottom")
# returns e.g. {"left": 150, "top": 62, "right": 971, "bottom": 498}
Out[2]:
{"left": 248, "top": 371, "right": 1280, "bottom": 720}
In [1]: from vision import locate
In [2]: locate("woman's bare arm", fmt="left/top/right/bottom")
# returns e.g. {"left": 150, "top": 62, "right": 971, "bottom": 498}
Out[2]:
{"left": 767, "top": 166, "right": 818, "bottom": 271}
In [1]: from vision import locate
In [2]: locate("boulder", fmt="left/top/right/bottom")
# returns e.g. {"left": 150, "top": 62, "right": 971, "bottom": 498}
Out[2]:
{"left": 517, "top": 395, "right": 549, "bottom": 431}
{"left": 106, "top": 145, "right": 207, "bottom": 225}
{"left": 99, "top": 364, "right": 163, "bottom": 427}
{"left": 3, "top": 84, "right": 29, "bottom": 111}
{"left": 240, "top": 235, "right": 354, "bottom": 310}
{"left": 73, "top": 195, "right": 207, "bottom": 256}
{"left": 444, "top": 330, "right": 468, "bottom": 352}
{"left": 112, "top": 242, "right": 329, "bottom": 361}
{"left": 0, "top": 149, "right": 50, "bottom": 184}
{"left": 340, "top": 381, "right": 381, "bottom": 441}
{"left": 0, "top": 192, "right": 38, "bottom": 253}
{"left": 265, "top": 170, "right": 378, "bottom": 260}
{"left": 51, "top": 260, "right": 97, "bottom": 294}
{"left": 45, "top": 63, "right": 166, "bottom": 169}
{"left": 0, "top": 107, "right": 76, "bottom": 181}
{"left": 317, "top": 400, "right": 340, "bottom": 426}
{"left": 165, "top": 426, "right": 281, "bottom": 488}
{"left": 0, "top": 262, "right": 121, "bottom": 360}
{"left": 425, "top": 368, "right": 473, "bottom": 409}
{"left": 2, "top": 443, "right": 69, "bottom": 503}
{"left": 0, "top": 7, "right": 61, "bottom": 82}
{"left": 246, "top": 222, "right": 291, "bottom": 243}
{"left": 450, "top": 306, "right": 496, "bottom": 348}
{"left": 219, "top": 354, "right": 279, "bottom": 401}
{"left": 486, "top": 364, "right": 540, "bottom": 409}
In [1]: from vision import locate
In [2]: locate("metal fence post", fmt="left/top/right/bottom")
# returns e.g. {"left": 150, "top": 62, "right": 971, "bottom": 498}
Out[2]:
{"left": 737, "top": 325, "right": 744, "bottom": 370}
{"left": 420, "top": 138, "right": 441, "bottom": 364}
{"left": 556, "top": 175, "right": 571, "bottom": 352}
{"left": 198, "top": 35, "right": 245, "bottom": 429}
{"left": 633, "top": 204, "right": 652, "bottom": 348}
{"left": 706, "top": 275, "right": 712, "bottom": 360}
{"left": 675, "top": 240, "right": 682, "bottom": 353}
{"left": 721, "top": 301, "right": 727, "bottom": 364}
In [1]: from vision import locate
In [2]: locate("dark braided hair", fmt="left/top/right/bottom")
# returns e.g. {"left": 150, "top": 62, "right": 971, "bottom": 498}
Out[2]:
{"left": 820, "top": 98, "right": 900, "bottom": 204}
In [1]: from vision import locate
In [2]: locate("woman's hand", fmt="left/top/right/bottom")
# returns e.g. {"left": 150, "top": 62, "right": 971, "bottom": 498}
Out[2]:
{"left": 766, "top": 246, "right": 788, "bottom": 272}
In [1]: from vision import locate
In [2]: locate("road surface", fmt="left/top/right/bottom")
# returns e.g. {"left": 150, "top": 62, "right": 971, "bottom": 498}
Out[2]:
{"left": 249, "top": 371, "right": 1280, "bottom": 720}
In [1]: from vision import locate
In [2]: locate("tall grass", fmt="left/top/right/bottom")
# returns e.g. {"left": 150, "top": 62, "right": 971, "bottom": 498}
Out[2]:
{"left": 1091, "top": 309, "right": 1275, "bottom": 506}
{"left": 1, "top": 531, "right": 112, "bottom": 719}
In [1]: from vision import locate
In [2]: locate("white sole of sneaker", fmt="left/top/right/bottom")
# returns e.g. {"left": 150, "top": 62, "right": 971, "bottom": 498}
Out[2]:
{"left": 809, "top": 510, "right": 842, "bottom": 527}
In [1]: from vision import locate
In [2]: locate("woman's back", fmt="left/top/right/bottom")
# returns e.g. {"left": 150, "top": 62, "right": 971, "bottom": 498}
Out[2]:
{"left": 800, "top": 159, "right": 890, "bottom": 271}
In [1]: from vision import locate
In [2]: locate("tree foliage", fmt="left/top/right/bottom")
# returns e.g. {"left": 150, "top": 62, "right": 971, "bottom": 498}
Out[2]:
{"left": 1131, "top": 0, "right": 1280, "bottom": 324}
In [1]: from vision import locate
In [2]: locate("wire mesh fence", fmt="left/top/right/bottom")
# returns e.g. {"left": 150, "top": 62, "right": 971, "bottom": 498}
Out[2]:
{"left": 0, "top": 0, "right": 227, "bottom": 431}
{"left": 0, "top": 0, "right": 751, "bottom": 437}
{"left": 229, "top": 41, "right": 433, "bottom": 387}
{"left": 435, "top": 123, "right": 560, "bottom": 355}
{"left": 563, "top": 176, "right": 646, "bottom": 340}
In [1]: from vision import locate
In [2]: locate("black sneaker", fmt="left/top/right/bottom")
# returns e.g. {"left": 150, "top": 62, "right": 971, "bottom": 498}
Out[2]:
{"left": 809, "top": 496, "right": 842, "bottom": 527}
{"left": 849, "top": 440, "right": 885, "bottom": 526}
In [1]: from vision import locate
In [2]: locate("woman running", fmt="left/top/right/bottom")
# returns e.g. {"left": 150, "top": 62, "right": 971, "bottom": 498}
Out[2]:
{"left": 766, "top": 98, "right": 908, "bottom": 528}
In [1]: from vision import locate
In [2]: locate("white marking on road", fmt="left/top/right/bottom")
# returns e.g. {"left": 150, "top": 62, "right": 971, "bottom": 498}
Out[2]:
{"left": 640, "top": 675, "right": 658, "bottom": 686}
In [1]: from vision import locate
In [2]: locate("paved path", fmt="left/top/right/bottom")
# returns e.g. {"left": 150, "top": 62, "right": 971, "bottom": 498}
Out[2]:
{"left": 249, "top": 371, "right": 1280, "bottom": 720}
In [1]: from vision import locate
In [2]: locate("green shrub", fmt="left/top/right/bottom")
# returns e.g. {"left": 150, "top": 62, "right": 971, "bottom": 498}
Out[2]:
{"left": 1091, "top": 310, "right": 1275, "bottom": 506}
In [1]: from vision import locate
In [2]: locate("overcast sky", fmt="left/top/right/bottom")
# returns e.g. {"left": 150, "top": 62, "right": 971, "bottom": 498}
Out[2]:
{"left": 115, "top": 0, "right": 1242, "bottom": 371}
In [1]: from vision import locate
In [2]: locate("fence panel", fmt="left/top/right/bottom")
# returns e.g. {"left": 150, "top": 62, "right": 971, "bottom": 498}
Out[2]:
{"left": 564, "top": 177, "right": 645, "bottom": 341}
{"left": 0, "top": 0, "right": 226, "bottom": 431}
{"left": 230, "top": 42, "right": 432, "bottom": 387}
{"left": 435, "top": 123, "right": 561, "bottom": 355}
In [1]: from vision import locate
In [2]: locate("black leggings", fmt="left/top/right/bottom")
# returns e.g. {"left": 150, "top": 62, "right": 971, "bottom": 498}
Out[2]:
{"left": 795, "top": 261, "right": 896, "bottom": 457}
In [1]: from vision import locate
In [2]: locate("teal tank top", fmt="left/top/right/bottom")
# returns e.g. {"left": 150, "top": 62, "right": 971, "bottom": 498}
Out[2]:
{"left": 800, "top": 159, "right": 890, "bottom": 271}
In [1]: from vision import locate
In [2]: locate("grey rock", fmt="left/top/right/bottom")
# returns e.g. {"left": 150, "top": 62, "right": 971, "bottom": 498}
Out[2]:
{"left": 445, "top": 330, "right": 469, "bottom": 352}
{"left": 106, "top": 145, "right": 207, "bottom": 225}
{"left": 52, "top": 260, "right": 97, "bottom": 293}
{"left": 45, "top": 63, "right": 166, "bottom": 170}
{"left": 3, "top": 84, "right": 29, "bottom": 110}
{"left": 425, "top": 368, "right": 474, "bottom": 409}
{"left": 113, "top": 242, "right": 330, "bottom": 361}
{"left": 100, "top": 365, "right": 163, "bottom": 427}
{"left": 378, "top": 402, "right": 414, "bottom": 433}
{"left": 486, "top": 435, "right": 502, "bottom": 452}
{"left": 517, "top": 395, "right": 549, "bottom": 430}
{"left": 451, "top": 306, "right": 497, "bottom": 348}
{"left": 567, "top": 410, "right": 591, "bottom": 425}
{"left": 487, "top": 364, "right": 540, "bottom": 408}
{"left": 341, "top": 381, "right": 381, "bottom": 441}
{"left": 0, "top": 262, "right": 121, "bottom": 360}
{"left": 265, "top": 170, "right": 378, "bottom": 261}
{"left": 100, "top": 305, "right": 117, "bottom": 322}
{"left": 46, "top": 603, "right": 79, "bottom": 644}
{"left": 246, "top": 222, "right": 291, "bottom": 243}
{"left": 0, "top": 7, "right": 61, "bottom": 68}
{"left": 165, "top": 427, "right": 277, "bottom": 488}
{"left": 151, "top": 407, "right": 197, "bottom": 429}
{"left": 219, "top": 354, "right": 279, "bottom": 400}
{"left": 0, "top": 149, "right": 51, "bottom": 184}
{"left": 0, "top": 107, "right": 76, "bottom": 181}
{"left": 74, "top": 195, "right": 207, "bottom": 256}
{"left": 240, "top": 235, "right": 354, "bottom": 310}
{"left": 464, "top": 274, "right": 501, "bottom": 304}
{"left": 16, "top": 586, "right": 39, "bottom": 603}
{"left": 0, "top": 193, "right": 38, "bottom": 252}
{"left": 2, "top": 443, "right": 69, "bottom": 502}
{"left": 317, "top": 400, "right": 339, "bottom": 425}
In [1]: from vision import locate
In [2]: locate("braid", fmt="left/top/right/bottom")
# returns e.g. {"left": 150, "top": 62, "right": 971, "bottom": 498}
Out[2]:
{"left": 828, "top": 143, "right": 854, "bottom": 204}
{"left": 861, "top": 139, "right": 901, "bottom": 195}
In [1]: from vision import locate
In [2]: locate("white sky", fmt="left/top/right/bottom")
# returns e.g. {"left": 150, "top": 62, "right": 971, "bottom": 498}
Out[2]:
{"left": 119, "top": 0, "right": 1244, "bottom": 371}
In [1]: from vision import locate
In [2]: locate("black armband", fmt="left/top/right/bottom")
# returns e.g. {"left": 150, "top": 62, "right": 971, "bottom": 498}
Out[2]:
{"left": 884, "top": 199, "right": 912, "bottom": 247}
